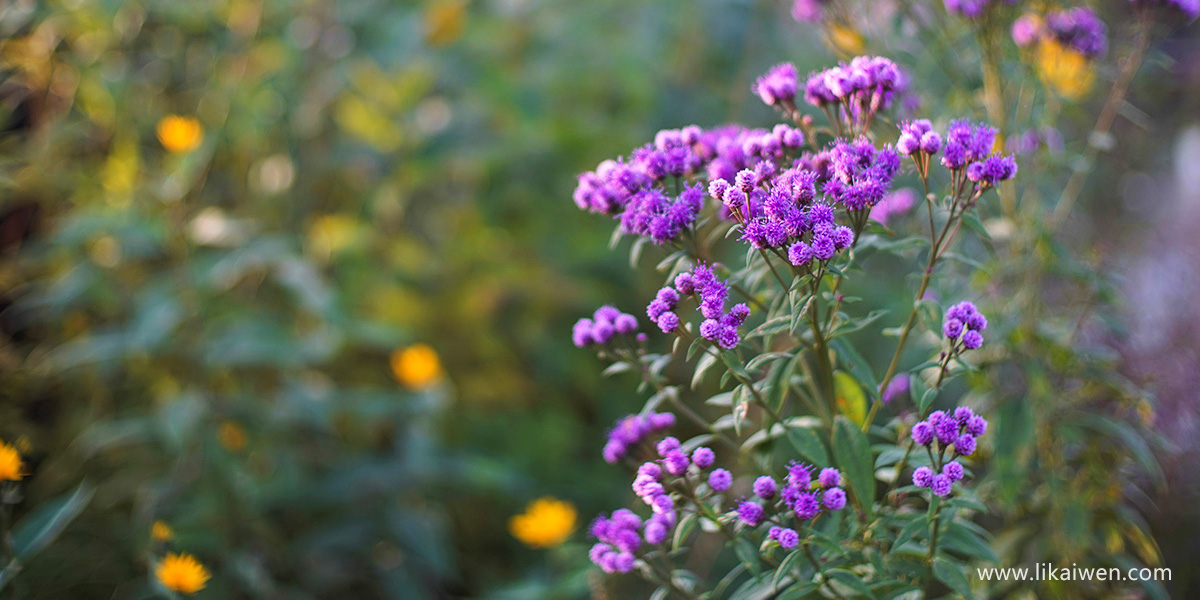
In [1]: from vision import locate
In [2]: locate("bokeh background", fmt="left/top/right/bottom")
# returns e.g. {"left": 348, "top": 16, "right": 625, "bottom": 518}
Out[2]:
{"left": 0, "top": 0, "right": 1197, "bottom": 598}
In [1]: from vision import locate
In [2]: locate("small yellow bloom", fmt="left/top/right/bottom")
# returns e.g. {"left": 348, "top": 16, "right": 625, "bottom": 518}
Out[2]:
{"left": 424, "top": 0, "right": 467, "bottom": 47}
{"left": 0, "top": 441, "right": 24, "bottom": 481}
{"left": 155, "top": 552, "right": 210, "bottom": 595}
{"left": 390, "top": 344, "right": 443, "bottom": 389}
{"left": 827, "top": 23, "right": 865, "bottom": 56}
{"left": 1035, "top": 40, "right": 1094, "bottom": 100}
{"left": 151, "top": 521, "right": 174, "bottom": 542}
{"left": 217, "top": 421, "right": 248, "bottom": 453}
{"left": 156, "top": 115, "right": 204, "bottom": 154}
{"left": 509, "top": 497, "right": 577, "bottom": 549}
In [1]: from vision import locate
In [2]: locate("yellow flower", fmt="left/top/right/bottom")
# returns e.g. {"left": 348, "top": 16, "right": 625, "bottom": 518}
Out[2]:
{"left": 424, "top": 0, "right": 467, "bottom": 47}
{"left": 156, "top": 115, "right": 204, "bottom": 154}
{"left": 509, "top": 497, "right": 577, "bottom": 549}
{"left": 390, "top": 344, "right": 443, "bottom": 389}
{"left": 217, "top": 421, "right": 248, "bottom": 453}
{"left": 155, "top": 552, "right": 210, "bottom": 595}
{"left": 827, "top": 23, "right": 865, "bottom": 56}
{"left": 151, "top": 521, "right": 174, "bottom": 542}
{"left": 0, "top": 441, "right": 24, "bottom": 481}
{"left": 1035, "top": 40, "right": 1094, "bottom": 100}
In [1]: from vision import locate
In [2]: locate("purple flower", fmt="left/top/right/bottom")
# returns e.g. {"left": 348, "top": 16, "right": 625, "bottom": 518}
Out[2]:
{"left": 644, "top": 521, "right": 668, "bottom": 545}
{"left": 573, "top": 319, "right": 595, "bottom": 347}
{"left": 913, "top": 466, "right": 934, "bottom": 488}
{"left": 791, "top": 0, "right": 828, "bottom": 22}
{"left": 692, "top": 447, "right": 715, "bottom": 469}
{"left": 966, "top": 415, "right": 988, "bottom": 437}
{"left": 912, "top": 421, "right": 934, "bottom": 446}
{"left": 768, "top": 526, "right": 782, "bottom": 540}
{"left": 755, "top": 63, "right": 799, "bottom": 107}
{"left": 778, "top": 528, "right": 800, "bottom": 549}
{"left": 656, "top": 311, "right": 679, "bottom": 333}
{"left": 788, "top": 241, "right": 814, "bottom": 266}
{"left": 953, "top": 406, "right": 975, "bottom": 423}
{"left": 962, "top": 330, "right": 983, "bottom": 350}
{"left": 943, "top": 461, "right": 965, "bottom": 482}
{"left": 792, "top": 492, "right": 821, "bottom": 519}
{"left": 709, "top": 468, "right": 732, "bottom": 492}
{"left": 943, "top": 318, "right": 964, "bottom": 340}
{"left": 882, "top": 375, "right": 910, "bottom": 404}
{"left": 649, "top": 412, "right": 676, "bottom": 430}
{"left": 931, "top": 474, "right": 953, "bottom": 497}
{"left": 955, "top": 433, "right": 977, "bottom": 456}
{"left": 638, "top": 462, "right": 662, "bottom": 480}
{"left": 787, "top": 462, "right": 812, "bottom": 489}
{"left": 737, "top": 500, "right": 765, "bottom": 526}
{"left": 614, "top": 313, "right": 638, "bottom": 335}
{"left": 824, "top": 487, "right": 847, "bottom": 510}
{"left": 1012, "top": 14, "right": 1044, "bottom": 47}
{"left": 935, "top": 417, "right": 960, "bottom": 446}
{"left": 592, "top": 321, "right": 615, "bottom": 344}
{"left": 1045, "top": 7, "right": 1108, "bottom": 58}
{"left": 716, "top": 326, "right": 741, "bottom": 350}
{"left": 1131, "top": 0, "right": 1199, "bottom": 21}
{"left": 657, "top": 437, "right": 680, "bottom": 456}
{"left": 869, "top": 188, "right": 917, "bottom": 225}
{"left": 663, "top": 450, "right": 690, "bottom": 476}
{"left": 753, "top": 476, "right": 778, "bottom": 500}
{"left": 818, "top": 468, "right": 841, "bottom": 488}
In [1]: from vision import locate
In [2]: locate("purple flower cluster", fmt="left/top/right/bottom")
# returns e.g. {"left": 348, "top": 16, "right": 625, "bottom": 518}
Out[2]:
{"left": 588, "top": 510, "right": 645, "bottom": 573}
{"left": 944, "top": 0, "right": 1017, "bottom": 19}
{"left": 1045, "top": 7, "right": 1108, "bottom": 58}
{"left": 911, "top": 406, "right": 988, "bottom": 497}
{"left": 1011, "top": 14, "right": 1043, "bottom": 48}
{"left": 881, "top": 374, "right": 911, "bottom": 404}
{"left": 801, "top": 57, "right": 904, "bottom": 132}
{"left": 589, "top": 440, "right": 729, "bottom": 572}
{"left": 571, "top": 125, "right": 711, "bottom": 216}
{"left": 896, "top": 120, "right": 943, "bottom": 157}
{"left": 648, "top": 265, "right": 749, "bottom": 349}
{"left": 823, "top": 138, "right": 901, "bottom": 211}
{"left": 1131, "top": 0, "right": 1200, "bottom": 20}
{"left": 915, "top": 120, "right": 1018, "bottom": 189}
{"left": 619, "top": 185, "right": 705, "bottom": 244}
{"left": 733, "top": 462, "right": 847, "bottom": 543}
{"left": 574, "top": 306, "right": 640, "bottom": 348}
{"left": 602, "top": 412, "right": 676, "bottom": 464}
{"left": 754, "top": 63, "right": 799, "bottom": 107}
{"left": 942, "top": 301, "right": 988, "bottom": 351}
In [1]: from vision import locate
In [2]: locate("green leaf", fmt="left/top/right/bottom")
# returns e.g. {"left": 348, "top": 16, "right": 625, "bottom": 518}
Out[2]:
{"left": 13, "top": 482, "right": 95, "bottom": 560}
{"left": 786, "top": 425, "right": 829, "bottom": 466}
{"left": 773, "top": 550, "right": 804, "bottom": 591}
{"left": 827, "top": 568, "right": 876, "bottom": 599}
{"left": 693, "top": 352, "right": 719, "bottom": 389}
{"left": 833, "top": 416, "right": 875, "bottom": 518}
{"left": 933, "top": 557, "right": 973, "bottom": 598}
{"left": 776, "top": 581, "right": 818, "bottom": 599}
{"left": 673, "top": 513, "right": 697, "bottom": 551}
{"left": 830, "top": 339, "right": 878, "bottom": 396}
{"left": 941, "top": 521, "right": 998, "bottom": 563}
{"left": 834, "top": 371, "right": 866, "bottom": 426}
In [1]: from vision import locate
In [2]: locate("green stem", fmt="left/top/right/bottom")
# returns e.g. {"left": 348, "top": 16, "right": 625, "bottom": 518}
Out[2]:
{"left": 924, "top": 500, "right": 944, "bottom": 598}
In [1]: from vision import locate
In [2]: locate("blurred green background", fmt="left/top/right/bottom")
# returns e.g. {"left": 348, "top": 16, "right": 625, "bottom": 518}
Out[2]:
{"left": 0, "top": 0, "right": 1197, "bottom": 598}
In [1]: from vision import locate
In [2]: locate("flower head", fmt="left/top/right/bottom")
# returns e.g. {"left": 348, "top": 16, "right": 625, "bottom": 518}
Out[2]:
{"left": 151, "top": 521, "right": 174, "bottom": 542}
{"left": 510, "top": 497, "right": 578, "bottom": 548}
{"left": 390, "top": 344, "right": 443, "bottom": 389}
{"left": 0, "top": 441, "right": 23, "bottom": 481}
{"left": 156, "top": 116, "right": 204, "bottom": 154}
{"left": 155, "top": 552, "right": 211, "bottom": 595}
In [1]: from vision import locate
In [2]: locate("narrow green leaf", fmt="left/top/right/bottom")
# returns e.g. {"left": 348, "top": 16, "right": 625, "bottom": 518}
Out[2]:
{"left": 13, "top": 482, "right": 94, "bottom": 560}
{"left": 833, "top": 416, "right": 875, "bottom": 518}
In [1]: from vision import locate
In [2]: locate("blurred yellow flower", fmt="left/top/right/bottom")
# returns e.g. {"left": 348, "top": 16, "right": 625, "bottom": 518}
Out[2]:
{"left": 1035, "top": 40, "right": 1094, "bottom": 99}
{"left": 151, "top": 521, "right": 174, "bottom": 542}
{"left": 0, "top": 440, "right": 24, "bottom": 481}
{"left": 424, "top": 0, "right": 467, "bottom": 47}
{"left": 828, "top": 23, "right": 865, "bottom": 56}
{"left": 217, "top": 421, "right": 248, "bottom": 452}
{"left": 509, "top": 497, "right": 577, "bottom": 549}
{"left": 307, "top": 214, "right": 361, "bottom": 258}
{"left": 390, "top": 344, "right": 443, "bottom": 389}
{"left": 155, "top": 552, "right": 210, "bottom": 595}
{"left": 156, "top": 115, "right": 204, "bottom": 154}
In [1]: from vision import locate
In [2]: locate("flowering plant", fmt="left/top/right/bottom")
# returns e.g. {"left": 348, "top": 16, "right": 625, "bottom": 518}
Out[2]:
{"left": 569, "top": 53, "right": 1018, "bottom": 598}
